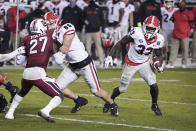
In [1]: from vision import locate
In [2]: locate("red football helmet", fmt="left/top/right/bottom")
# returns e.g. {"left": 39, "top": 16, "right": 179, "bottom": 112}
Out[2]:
{"left": 44, "top": 12, "right": 60, "bottom": 29}
{"left": 143, "top": 16, "right": 160, "bottom": 40}
{"left": 102, "top": 28, "right": 114, "bottom": 47}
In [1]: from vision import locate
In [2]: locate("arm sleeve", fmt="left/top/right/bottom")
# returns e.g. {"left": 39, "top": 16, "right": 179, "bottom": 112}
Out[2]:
{"left": 0, "top": 50, "right": 19, "bottom": 62}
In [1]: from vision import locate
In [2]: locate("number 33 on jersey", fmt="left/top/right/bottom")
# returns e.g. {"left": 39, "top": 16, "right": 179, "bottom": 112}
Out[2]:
{"left": 127, "top": 27, "right": 164, "bottom": 64}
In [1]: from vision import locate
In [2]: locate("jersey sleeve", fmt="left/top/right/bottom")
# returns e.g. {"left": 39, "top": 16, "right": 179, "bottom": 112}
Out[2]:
{"left": 63, "top": 23, "right": 75, "bottom": 35}
{"left": 56, "top": 23, "right": 75, "bottom": 47}
{"left": 154, "top": 34, "right": 165, "bottom": 49}
{"left": 127, "top": 27, "right": 138, "bottom": 39}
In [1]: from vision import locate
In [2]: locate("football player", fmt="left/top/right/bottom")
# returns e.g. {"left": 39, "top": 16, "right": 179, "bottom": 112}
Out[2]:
{"left": 44, "top": 12, "right": 89, "bottom": 113}
{"left": 43, "top": 0, "right": 69, "bottom": 19}
{"left": 106, "top": 0, "right": 125, "bottom": 66}
{"left": 5, "top": 19, "right": 64, "bottom": 122}
{"left": 53, "top": 21, "right": 119, "bottom": 116}
{"left": 0, "top": 0, "right": 10, "bottom": 23}
{"left": 104, "top": 16, "right": 164, "bottom": 116}
{"left": 161, "top": 0, "right": 178, "bottom": 64}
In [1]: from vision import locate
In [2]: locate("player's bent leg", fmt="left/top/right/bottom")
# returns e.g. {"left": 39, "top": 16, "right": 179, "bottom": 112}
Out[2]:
{"left": 94, "top": 89, "right": 119, "bottom": 117}
{"left": 5, "top": 79, "right": 32, "bottom": 120}
{"left": 71, "top": 96, "right": 88, "bottom": 113}
{"left": 103, "top": 86, "right": 121, "bottom": 113}
{"left": 5, "top": 94, "right": 23, "bottom": 119}
{"left": 39, "top": 94, "right": 64, "bottom": 123}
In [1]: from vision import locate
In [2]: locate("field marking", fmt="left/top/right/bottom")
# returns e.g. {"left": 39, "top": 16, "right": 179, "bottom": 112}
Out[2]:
{"left": 78, "top": 93, "right": 196, "bottom": 106}
{"left": 21, "top": 113, "right": 176, "bottom": 131}
{"left": 2, "top": 72, "right": 196, "bottom": 87}
{"left": 1, "top": 88, "right": 195, "bottom": 106}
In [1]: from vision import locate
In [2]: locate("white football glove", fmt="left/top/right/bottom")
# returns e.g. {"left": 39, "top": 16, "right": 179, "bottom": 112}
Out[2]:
{"left": 16, "top": 46, "right": 26, "bottom": 54}
{"left": 16, "top": 55, "right": 26, "bottom": 65}
{"left": 157, "top": 63, "right": 164, "bottom": 73}
{"left": 53, "top": 51, "right": 66, "bottom": 65}
{"left": 104, "top": 56, "right": 113, "bottom": 68}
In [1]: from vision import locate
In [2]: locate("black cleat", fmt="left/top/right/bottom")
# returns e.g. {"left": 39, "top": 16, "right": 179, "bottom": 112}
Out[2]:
{"left": 103, "top": 103, "right": 110, "bottom": 113}
{"left": 38, "top": 111, "right": 55, "bottom": 123}
{"left": 151, "top": 104, "right": 162, "bottom": 116}
{"left": 110, "top": 103, "right": 119, "bottom": 117}
{"left": 71, "top": 96, "right": 88, "bottom": 113}
{"left": 10, "top": 86, "right": 20, "bottom": 103}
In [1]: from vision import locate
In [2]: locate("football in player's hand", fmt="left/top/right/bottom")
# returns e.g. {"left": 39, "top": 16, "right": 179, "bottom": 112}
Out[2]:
{"left": 152, "top": 57, "right": 163, "bottom": 71}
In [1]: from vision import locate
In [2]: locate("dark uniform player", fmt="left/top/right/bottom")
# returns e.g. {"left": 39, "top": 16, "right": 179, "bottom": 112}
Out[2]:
{"left": 5, "top": 19, "right": 63, "bottom": 123}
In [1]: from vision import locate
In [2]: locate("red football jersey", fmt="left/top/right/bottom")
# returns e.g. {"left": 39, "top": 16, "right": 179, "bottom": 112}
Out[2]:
{"left": 22, "top": 29, "right": 54, "bottom": 70}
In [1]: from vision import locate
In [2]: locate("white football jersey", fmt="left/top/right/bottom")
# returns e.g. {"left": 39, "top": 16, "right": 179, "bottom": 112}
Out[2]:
{"left": 44, "top": 1, "right": 69, "bottom": 19}
{"left": 161, "top": 7, "right": 178, "bottom": 31}
{"left": 0, "top": 2, "right": 10, "bottom": 23}
{"left": 56, "top": 23, "right": 88, "bottom": 63}
{"left": 120, "top": 4, "right": 135, "bottom": 26}
{"left": 106, "top": 0, "right": 125, "bottom": 23}
{"left": 127, "top": 27, "right": 164, "bottom": 64}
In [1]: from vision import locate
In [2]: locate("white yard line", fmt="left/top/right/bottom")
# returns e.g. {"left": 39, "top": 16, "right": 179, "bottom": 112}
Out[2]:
{"left": 1, "top": 88, "right": 195, "bottom": 106}
{"left": 21, "top": 113, "right": 176, "bottom": 131}
{"left": 78, "top": 93, "right": 196, "bottom": 106}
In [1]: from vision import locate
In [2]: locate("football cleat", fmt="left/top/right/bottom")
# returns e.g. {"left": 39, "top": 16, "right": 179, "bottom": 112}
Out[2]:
{"left": 71, "top": 96, "right": 88, "bottom": 113}
{"left": 103, "top": 103, "right": 110, "bottom": 113}
{"left": 151, "top": 103, "right": 162, "bottom": 116}
{"left": 110, "top": 102, "right": 119, "bottom": 117}
{"left": 10, "top": 86, "right": 20, "bottom": 103}
{"left": 38, "top": 110, "right": 55, "bottom": 123}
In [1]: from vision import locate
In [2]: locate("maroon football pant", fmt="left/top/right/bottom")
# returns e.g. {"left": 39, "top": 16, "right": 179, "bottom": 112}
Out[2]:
{"left": 19, "top": 78, "right": 63, "bottom": 97}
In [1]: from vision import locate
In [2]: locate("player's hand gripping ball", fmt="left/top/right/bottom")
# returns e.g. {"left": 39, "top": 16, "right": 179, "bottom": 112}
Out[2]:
{"left": 152, "top": 57, "right": 164, "bottom": 73}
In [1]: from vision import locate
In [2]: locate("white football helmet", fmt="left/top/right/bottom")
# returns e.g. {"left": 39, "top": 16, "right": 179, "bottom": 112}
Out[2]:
{"left": 143, "top": 16, "right": 160, "bottom": 40}
{"left": 30, "top": 19, "right": 48, "bottom": 34}
{"left": 164, "top": 0, "right": 175, "bottom": 8}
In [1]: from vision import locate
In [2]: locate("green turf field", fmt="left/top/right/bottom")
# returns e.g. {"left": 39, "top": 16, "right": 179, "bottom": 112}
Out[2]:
{"left": 0, "top": 68, "right": 196, "bottom": 131}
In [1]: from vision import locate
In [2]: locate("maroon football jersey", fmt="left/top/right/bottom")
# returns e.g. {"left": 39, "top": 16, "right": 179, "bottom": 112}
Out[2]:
{"left": 22, "top": 29, "right": 55, "bottom": 70}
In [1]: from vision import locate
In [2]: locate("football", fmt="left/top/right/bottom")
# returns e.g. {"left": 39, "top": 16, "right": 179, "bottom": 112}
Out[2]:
{"left": 152, "top": 57, "right": 163, "bottom": 71}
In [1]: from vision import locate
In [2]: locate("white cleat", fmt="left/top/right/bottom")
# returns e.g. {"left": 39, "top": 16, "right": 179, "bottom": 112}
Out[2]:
{"left": 5, "top": 113, "right": 14, "bottom": 120}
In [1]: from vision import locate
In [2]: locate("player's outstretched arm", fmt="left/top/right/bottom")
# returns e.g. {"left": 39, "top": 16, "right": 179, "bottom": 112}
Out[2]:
{"left": 108, "top": 35, "right": 133, "bottom": 56}
{"left": 104, "top": 35, "right": 133, "bottom": 68}
{"left": 0, "top": 46, "right": 25, "bottom": 62}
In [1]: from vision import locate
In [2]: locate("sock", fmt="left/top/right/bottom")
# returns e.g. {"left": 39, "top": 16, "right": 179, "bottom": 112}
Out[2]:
{"left": 111, "top": 86, "right": 121, "bottom": 100}
{"left": 150, "top": 84, "right": 159, "bottom": 104}
{"left": 6, "top": 94, "right": 23, "bottom": 116}
{"left": 74, "top": 95, "right": 79, "bottom": 102}
{"left": 41, "top": 96, "right": 62, "bottom": 116}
